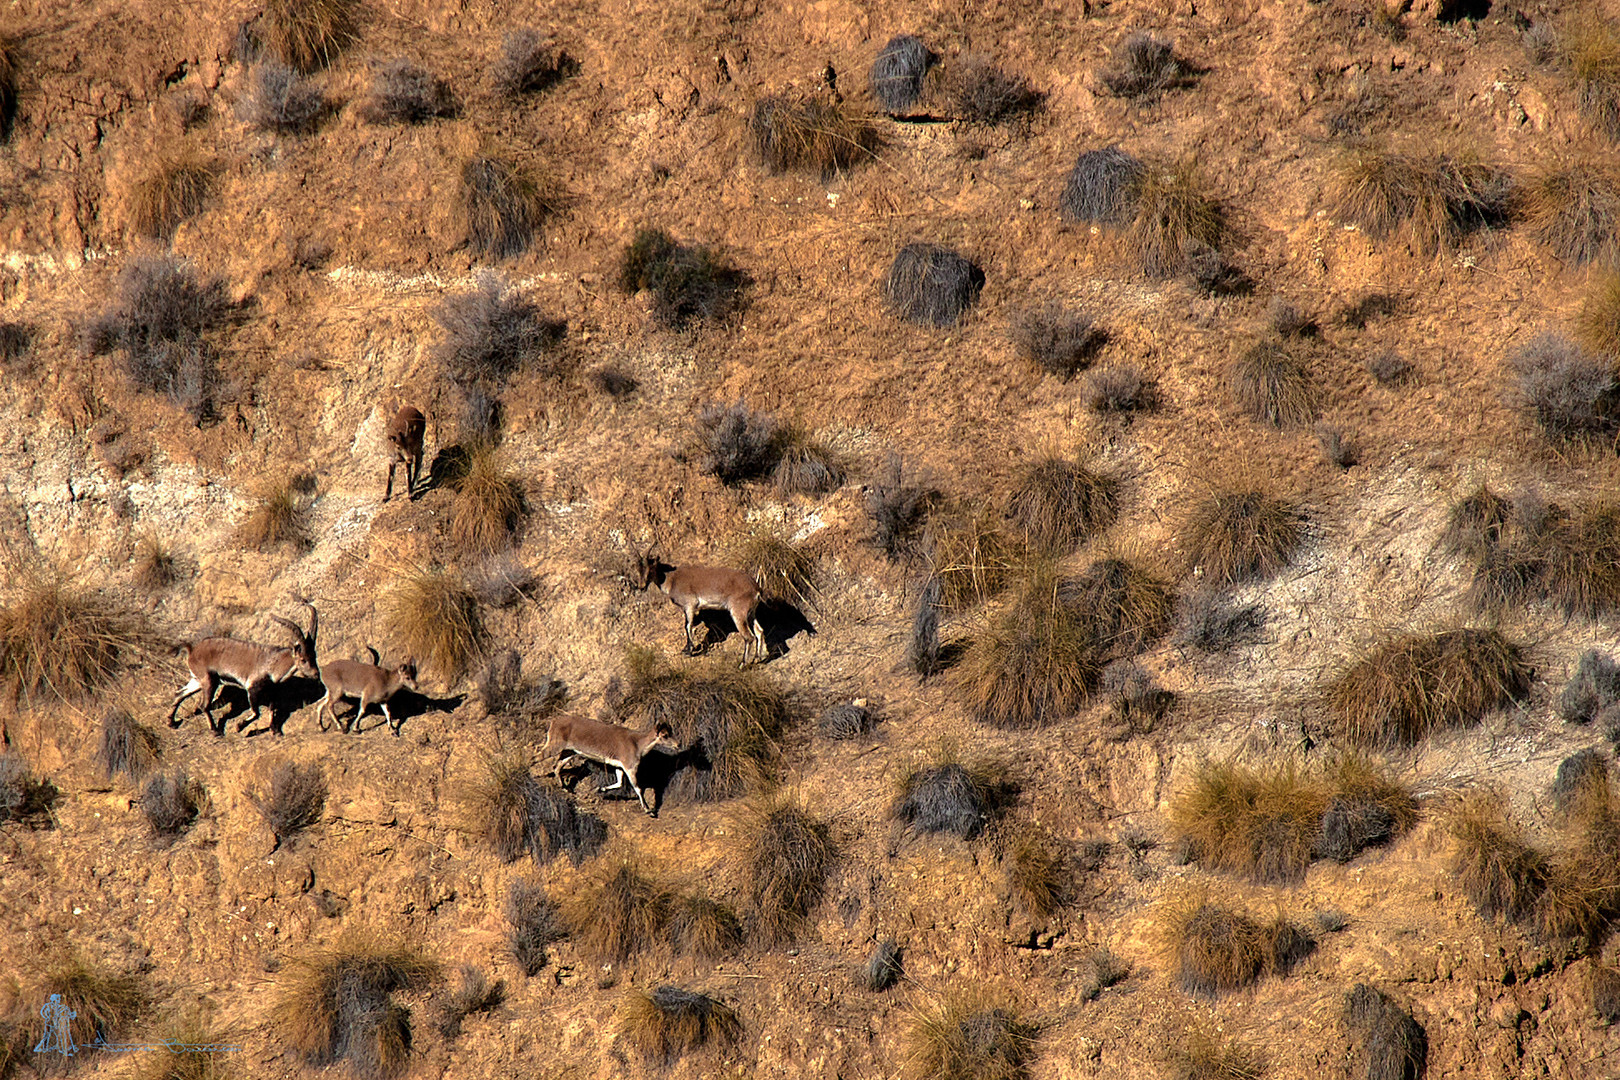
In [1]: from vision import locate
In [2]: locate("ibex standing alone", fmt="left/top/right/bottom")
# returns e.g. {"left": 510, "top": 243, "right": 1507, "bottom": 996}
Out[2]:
{"left": 633, "top": 550, "right": 768, "bottom": 664}
{"left": 168, "top": 601, "right": 319, "bottom": 735}
{"left": 383, "top": 401, "right": 426, "bottom": 502}
{"left": 540, "top": 714, "right": 679, "bottom": 816}
{"left": 315, "top": 647, "right": 419, "bottom": 736}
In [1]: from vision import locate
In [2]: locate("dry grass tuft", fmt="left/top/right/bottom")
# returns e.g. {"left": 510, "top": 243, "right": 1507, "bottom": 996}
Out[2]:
{"left": 1510, "top": 333, "right": 1619, "bottom": 442}
{"left": 1231, "top": 337, "right": 1316, "bottom": 428}
{"left": 773, "top": 429, "right": 846, "bottom": 495}
{"left": 884, "top": 242, "right": 985, "bottom": 327}
{"left": 477, "top": 650, "right": 567, "bottom": 733}
{"left": 1165, "top": 1028, "right": 1263, "bottom": 1080}
{"left": 1100, "top": 30, "right": 1195, "bottom": 100}
{"left": 129, "top": 1015, "right": 236, "bottom": 1079}
{"left": 694, "top": 400, "right": 783, "bottom": 485}
{"left": 1123, "top": 158, "right": 1222, "bottom": 277}
{"left": 1086, "top": 365, "right": 1155, "bottom": 413}
{"left": 0, "top": 575, "right": 145, "bottom": 703}
{"left": 953, "top": 568, "right": 1103, "bottom": 729}
{"left": 1519, "top": 162, "right": 1620, "bottom": 266}
{"left": 1180, "top": 483, "right": 1304, "bottom": 587}
{"left": 618, "top": 227, "right": 748, "bottom": 329}
{"left": 1346, "top": 984, "right": 1427, "bottom": 1080}
{"left": 1332, "top": 146, "right": 1511, "bottom": 254}
{"left": 381, "top": 568, "right": 486, "bottom": 682}
{"left": 945, "top": 56, "right": 1043, "bottom": 124}
{"left": 670, "top": 891, "right": 743, "bottom": 959}
{"left": 1004, "top": 456, "right": 1118, "bottom": 554}
{"left": 88, "top": 254, "right": 227, "bottom": 423}
{"left": 240, "top": 61, "right": 325, "bottom": 133}
{"left": 892, "top": 748, "right": 1009, "bottom": 840}
{"left": 432, "top": 271, "right": 566, "bottom": 388}
{"left": 1569, "top": 11, "right": 1620, "bottom": 140}
{"left": 128, "top": 149, "right": 216, "bottom": 239}
{"left": 457, "top": 155, "right": 556, "bottom": 259}
{"left": 237, "top": 474, "right": 312, "bottom": 552}
{"left": 1060, "top": 145, "right": 1144, "bottom": 224}
{"left": 749, "top": 94, "right": 879, "bottom": 175}
{"left": 1449, "top": 491, "right": 1620, "bottom": 618}
{"left": 865, "top": 938, "right": 903, "bottom": 990}
{"left": 1060, "top": 553, "right": 1174, "bottom": 658}
{"left": 999, "top": 821, "right": 1069, "bottom": 919}
{"left": 462, "top": 751, "right": 606, "bottom": 865}
{"left": 133, "top": 532, "right": 178, "bottom": 591}
{"left": 871, "top": 34, "right": 934, "bottom": 112}
{"left": 1446, "top": 789, "right": 1548, "bottom": 922}
{"left": 1578, "top": 270, "right": 1620, "bottom": 357}
{"left": 433, "top": 964, "right": 504, "bottom": 1040}
{"left": 907, "top": 989, "right": 1035, "bottom": 1080}
{"left": 449, "top": 442, "right": 525, "bottom": 553}
{"left": 737, "top": 794, "right": 836, "bottom": 945}
{"left": 250, "top": 760, "right": 326, "bottom": 844}
{"left": 561, "top": 852, "right": 674, "bottom": 963}
{"left": 618, "top": 986, "right": 742, "bottom": 1066}
{"left": 1009, "top": 302, "right": 1104, "bottom": 378}
{"left": 257, "top": 0, "right": 358, "bottom": 72}
{"left": 359, "top": 57, "right": 454, "bottom": 124}
{"left": 98, "top": 706, "right": 160, "bottom": 782}
{"left": 1596, "top": 964, "right": 1620, "bottom": 1024}
{"left": 731, "top": 531, "right": 817, "bottom": 608}
{"left": 140, "top": 770, "right": 201, "bottom": 842}
{"left": 1559, "top": 648, "right": 1620, "bottom": 724}
{"left": 0, "top": 752, "right": 57, "bottom": 827}
{"left": 505, "top": 878, "right": 564, "bottom": 975}
{"left": 37, "top": 952, "right": 147, "bottom": 1049}
{"left": 1159, "top": 892, "right": 1314, "bottom": 998}
{"left": 928, "top": 508, "right": 1018, "bottom": 610}
{"left": 1175, "top": 589, "right": 1266, "bottom": 653}
{"left": 867, "top": 455, "right": 942, "bottom": 561}
{"left": 1326, "top": 628, "right": 1532, "bottom": 747}
{"left": 491, "top": 29, "right": 577, "bottom": 96}
{"left": 272, "top": 934, "right": 439, "bottom": 1080}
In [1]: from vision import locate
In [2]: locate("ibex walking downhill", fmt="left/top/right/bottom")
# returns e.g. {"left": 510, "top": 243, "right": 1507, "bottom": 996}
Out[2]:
{"left": 382, "top": 401, "right": 426, "bottom": 501}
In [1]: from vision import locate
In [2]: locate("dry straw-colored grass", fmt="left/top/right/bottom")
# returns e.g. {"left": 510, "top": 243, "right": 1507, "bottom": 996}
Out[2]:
{"left": 1231, "top": 337, "right": 1316, "bottom": 428}
{"left": 1332, "top": 145, "right": 1510, "bottom": 254}
{"left": 237, "top": 475, "right": 311, "bottom": 552}
{"left": 1165, "top": 1028, "right": 1263, "bottom": 1080}
{"left": 906, "top": 989, "right": 1036, "bottom": 1080}
{"left": 929, "top": 507, "right": 1020, "bottom": 610}
{"left": 1569, "top": 10, "right": 1620, "bottom": 140}
{"left": 561, "top": 852, "right": 674, "bottom": 964}
{"left": 1519, "top": 162, "right": 1620, "bottom": 266}
{"left": 1325, "top": 628, "right": 1532, "bottom": 747}
{"left": 1578, "top": 270, "right": 1620, "bottom": 357}
{"left": 736, "top": 793, "right": 836, "bottom": 945}
{"left": 260, "top": 0, "right": 359, "bottom": 72}
{"left": 1158, "top": 889, "right": 1314, "bottom": 998}
{"left": 0, "top": 575, "right": 146, "bottom": 703}
{"left": 128, "top": 150, "right": 216, "bottom": 239}
{"left": 730, "top": 530, "right": 818, "bottom": 608}
{"left": 457, "top": 154, "right": 557, "bottom": 259}
{"left": 1060, "top": 551, "right": 1174, "bottom": 658}
{"left": 133, "top": 532, "right": 177, "bottom": 590}
{"left": 450, "top": 442, "right": 525, "bottom": 553}
{"left": 380, "top": 568, "right": 486, "bottom": 683}
{"left": 1180, "top": 481, "right": 1304, "bottom": 586}
{"left": 749, "top": 94, "right": 880, "bottom": 175}
{"left": 618, "top": 986, "right": 742, "bottom": 1066}
{"left": 1004, "top": 455, "right": 1118, "bottom": 554}
{"left": 130, "top": 1015, "right": 236, "bottom": 1080}
{"left": 1446, "top": 789, "right": 1548, "bottom": 924}
{"left": 999, "top": 821, "right": 1069, "bottom": 919}
{"left": 36, "top": 951, "right": 147, "bottom": 1049}
{"left": 1123, "top": 157, "right": 1222, "bottom": 277}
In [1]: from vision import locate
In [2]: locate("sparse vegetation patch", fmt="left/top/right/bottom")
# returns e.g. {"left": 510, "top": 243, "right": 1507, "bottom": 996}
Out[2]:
{"left": 738, "top": 795, "right": 836, "bottom": 944}
{"left": 1100, "top": 31, "right": 1195, "bottom": 100}
{"left": 98, "top": 707, "right": 160, "bottom": 782}
{"left": 945, "top": 56, "right": 1042, "bottom": 124}
{"left": 892, "top": 752, "right": 1007, "bottom": 840}
{"left": 1009, "top": 303, "right": 1103, "bottom": 378}
{"left": 273, "top": 936, "right": 439, "bottom": 1080}
{"left": 240, "top": 61, "right": 325, "bottom": 132}
{"left": 506, "top": 878, "right": 564, "bottom": 975}
{"left": 1569, "top": 11, "right": 1620, "bottom": 141}
{"left": 1180, "top": 484, "right": 1304, "bottom": 586}
{"left": 255, "top": 0, "right": 358, "bottom": 72}
{"left": 250, "top": 761, "right": 326, "bottom": 844}
{"left": 871, "top": 34, "right": 934, "bottom": 113}
{"left": 1578, "top": 270, "right": 1620, "bottom": 357}
{"left": 0, "top": 752, "right": 56, "bottom": 827}
{"left": 450, "top": 442, "right": 525, "bottom": 553}
{"left": 0, "top": 576, "right": 145, "bottom": 703}
{"left": 88, "top": 255, "right": 227, "bottom": 422}
{"left": 1346, "top": 984, "right": 1427, "bottom": 1080}
{"left": 907, "top": 991, "right": 1035, "bottom": 1080}
{"left": 695, "top": 401, "right": 784, "bottom": 486}
{"left": 1520, "top": 162, "right": 1620, "bottom": 266}
{"left": 1232, "top": 338, "right": 1315, "bottom": 427}
{"left": 618, "top": 986, "right": 742, "bottom": 1066}
{"left": 1161, "top": 895, "right": 1314, "bottom": 998}
{"left": 433, "top": 272, "right": 565, "bottom": 388}
{"left": 1332, "top": 146, "right": 1511, "bottom": 254}
{"left": 457, "top": 155, "right": 555, "bottom": 259}
{"left": 561, "top": 853, "right": 673, "bottom": 963}
{"left": 140, "top": 770, "right": 201, "bottom": 842}
{"left": 1124, "top": 158, "right": 1222, "bottom": 277}
{"left": 128, "top": 149, "right": 216, "bottom": 239}
{"left": 953, "top": 569, "right": 1103, "bottom": 729}
{"left": 38, "top": 953, "right": 146, "bottom": 1049}
{"left": 492, "top": 29, "right": 577, "bottom": 96}
{"left": 618, "top": 227, "right": 747, "bottom": 328}
{"left": 381, "top": 568, "right": 486, "bottom": 682}
{"left": 883, "top": 243, "right": 984, "bottom": 327}
{"left": 749, "top": 94, "right": 879, "bottom": 175}
{"left": 1059, "top": 554, "right": 1173, "bottom": 658}
{"left": 360, "top": 57, "right": 454, "bottom": 123}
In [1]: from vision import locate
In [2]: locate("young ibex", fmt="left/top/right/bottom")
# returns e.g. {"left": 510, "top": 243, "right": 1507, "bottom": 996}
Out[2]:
{"left": 383, "top": 401, "right": 426, "bottom": 502}
{"left": 167, "top": 601, "right": 319, "bottom": 735}
{"left": 541, "top": 713, "right": 679, "bottom": 816}
{"left": 633, "top": 550, "right": 768, "bottom": 664}
{"left": 316, "top": 647, "right": 419, "bottom": 736}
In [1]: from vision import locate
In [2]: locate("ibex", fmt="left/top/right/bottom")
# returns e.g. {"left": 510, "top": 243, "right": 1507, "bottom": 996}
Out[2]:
{"left": 383, "top": 401, "right": 426, "bottom": 502}
{"left": 633, "top": 550, "right": 768, "bottom": 664}
{"left": 316, "top": 647, "right": 419, "bottom": 736}
{"left": 167, "top": 601, "right": 319, "bottom": 736}
{"left": 541, "top": 713, "right": 679, "bottom": 816}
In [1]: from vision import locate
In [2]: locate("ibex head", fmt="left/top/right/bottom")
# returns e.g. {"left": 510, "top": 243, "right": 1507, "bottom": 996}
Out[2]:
{"left": 631, "top": 549, "right": 660, "bottom": 591}
{"left": 268, "top": 600, "right": 319, "bottom": 678}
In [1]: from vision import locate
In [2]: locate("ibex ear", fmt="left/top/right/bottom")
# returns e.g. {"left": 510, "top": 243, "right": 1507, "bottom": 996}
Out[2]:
{"left": 386, "top": 396, "right": 400, "bottom": 417}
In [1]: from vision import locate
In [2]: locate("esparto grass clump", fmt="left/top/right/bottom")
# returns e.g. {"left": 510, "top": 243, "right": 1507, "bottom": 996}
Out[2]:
{"left": 1559, "top": 647, "right": 1620, "bottom": 724}
{"left": 127, "top": 149, "right": 216, "bottom": 240}
{"left": 238, "top": 474, "right": 312, "bottom": 552}
{"left": 618, "top": 227, "right": 748, "bottom": 328}
{"left": 1123, "top": 158, "right": 1222, "bottom": 277}
{"left": 87, "top": 255, "right": 228, "bottom": 422}
{"left": 1003, "top": 455, "right": 1118, "bottom": 554}
{"left": 945, "top": 56, "right": 1042, "bottom": 125}
{"left": 273, "top": 936, "right": 439, "bottom": 1080}
{"left": 907, "top": 991, "right": 1035, "bottom": 1080}
{"left": 1231, "top": 337, "right": 1316, "bottom": 428}
{"left": 1000, "top": 821, "right": 1070, "bottom": 918}
{"left": 1550, "top": 748, "right": 1609, "bottom": 814}
{"left": 738, "top": 795, "right": 836, "bottom": 944}
{"left": 1060, "top": 146, "right": 1144, "bottom": 224}
{"left": 240, "top": 61, "right": 325, "bottom": 133}
{"left": 892, "top": 753, "right": 1008, "bottom": 841}
{"left": 749, "top": 94, "right": 879, "bottom": 175}
{"left": 1180, "top": 484, "right": 1304, "bottom": 586}
{"left": 1443, "top": 489, "right": 1620, "bottom": 619}
{"left": 255, "top": 0, "right": 359, "bottom": 72}
{"left": 1519, "top": 162, "right": 1620, "bottom": 266}
{"left": 1009, "top": 303, "right": 1103, "bottom": 378}
{"left": 1326, "top": 629, "right": 1532, "bottom": 747}
{"left": 1059, "top": 555, "right": 1174, "bottom": 658}
{"left": 908, "top": 575, "right": 943, "bottom": 678}
{"left": 449, "top": 442, "right": 525, "bottom": 554}
{"left": 1166, "top": 1029, "right": 1262, "bottom": 1080}
{"left": 505, "top": 878, "right": 564, "bottom": 975}
{"left": 819, "top": 700, "right": 875, "bottom": 740}
{"left": 478, "top": 650, "right": 567, "bottom": 733}
{"left": 560, "top": 853, "right": 674, "bottom": 963}
{"left": 457, "top": 155, "right": 555, "bottom": 259}
{"left": 0, "top": 752, "right": 57, "bottom": 827}
{"left": 1508, "top": 332, "right": 1619, "bottom": 442}
{"left": 1332, "top": 146, "right": 1512, "bottom": 254}
{"left": 618, "top": 986, "right": 742, "bottom": 1066}
{"left": 381, "top": 568, "right": 486, "bottom": 682}
{"left": 140, "top": 770, "right": 201, "bottom": 842}
{"left": 953, "top": 570, "right": 1103, "bottom": 729}
{"left": 359, "top": 57, "right": 455, "bottom": 124}
{"left": 491, "top": 29, "right": 577, "bottom": 96}
{"left": 98, "top": 707, "right": 160, "bottom": 782}
{"left": 1578, "top": 270, "right": 1620, "bottom": 358}
{"left": 865, "top": 939, "right": 903, "bottom": 991}
{"left": 1086, "top": 366, "right": 1154, "bottom": 413}
{"left": 250, "top": 761, "right": 326, "bottom": 845}
{"left": 1568, "top": 11, "right": 1620, "bottom": 141}
{"left": 1445, "top": 790, "right": 1549, "bottom": 923}
{"left": 731, "top": 531, "right": 817, "bottom": 608}
{"left": 773, "top": 430, "right": 846, "bottom": 495}
{"left": 670, "top": 891, "right": 743, "bottom": 959}
{"left": 883, "top": 242, "right": 984, "bottom": 327}
{"left": 1099, "top": 30, "right": 1195, "bottom": 100}
{"left": 0, "top": 576, "right": 145, "bottom": 704}
{"left": 1161, "top": 895, "right": 1315, "bottom": 998}
{"left": 464, "top": 751, "right": 606, "bottom": 865}
{"left": 868, "top": 455, "right": 941, "bottom": 561}
{"left": 871, "top": 34, "right": 934, "bottom": 113}
{"left": 38, "top": 953, "right": 147, "bottom": 1049}
{"left": 433, "top": 271, "right": 565, "bottom": 388}
{"left": 434, "top": 964, "right": 504, "bottom": 1040}
{"left": 695, "top": 401, "right": 784, "bottom": 486}
{"left": 1346, "top": 983, "right": 1427, "bottom": 1080}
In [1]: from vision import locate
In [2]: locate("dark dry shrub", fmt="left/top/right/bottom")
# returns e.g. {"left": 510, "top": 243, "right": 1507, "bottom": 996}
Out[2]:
{"left": 892, "top": 754, "right": 1004, "bottom": 840}
{"left": 1315, "top": 909, "right": 1349, "bottom": 933}
{"left": 749, "top": 95, "right": 880, "bottom": 175}
{"left": 1077, "top": 946, "right": 1130, "bottom": 1000}
{"left": 739, "top": 796, "right": 836, "bottom": 945}
{"left": 1541, "top": 499, "right": 1620, "bottom": 619}
{"left": 1102, "top": 663, "right": 1175, "bottom": 737}
{"left": 458, "top": 155, "right": 553, "bottom": 259}
{"left": 669, "top": 892, "right": 742, "bottom": 959}
{"left": 1187, "top": 245, "right": 1252, "bottom": 296}
{"left": 273, "top": 936, "right": 439, "bottom": 1080}
{"left": 1520, "top": 162, "right": 1620, "bottom": 266}
{"left": 1327, "top": 628, "right": 1532, "bottom": 747}
{"left": 133, "top": 533, "right": 177, "bottom": 591}
{"left": 955, "top": 573, "right": 1102, "bottom": 729}
{"left": 466, "top": 551, "right": 538, "bottom": 609}
{"left": 869, "top": 455, "right": 941, "bottom": 561}
{"left": 1569, "top": 11, "right": 1620, "bottom": 141}
{"left": 1009, "top": 302, "right": 1103, "bottom": 378}
{"left": 946, "top": 56, "right": 1042, "bottom": 125}
{"left": 465, "top": 752, "right": 606, "bottom": 865}
{"left": 615, "top": 647, "right": 787, "bottom": 803}
{"left": 618, "top": 986, "right": 742, "bottom": 1066}
{"left": 871, "top": 34, "right": 934, "bottom": 112}
{"left": 1125, "top": 158, "right": 1222, "bottom": 277}
{"left": 1510, "top": 332, "right": 1619, "bottom": 441}
{"left": 908, "top": 990, "right": 1035, "bottom": 1080}
{"left": 257, "top": 0, "right": 358, "bottom": 72}
{"left": 450, "top": 442, "right": 525, "bottom": 554}
{"left": 1060, "top": 555, "right": 1173, "bottom": 658}
{"left": 1100, "top": 30, "right": 1194, "bottom": 100}
{"left": 1175, "top": 589, "right": 1265, "bottom": 652}
{"left": 819, "top": 700, "right": 874, "bottom": 740}
{"left": 773, "top": 434, "right": 846, "bottom": 495}
{"left": 1579, "top": 271, "right": 1620, "bottom": 358}
{"left": 1317, "top": 424, "right": 1359, "bottom": 469}
{"left": 1231, "top": 338, "right": 1315, "bottom": 428}
{"left": 928, "top": 508, "right": 1017, "bottom": 610}
{"left": 731, "top": 532, "right": 816, "bottom": 608}
{"left": 1181, "top": 485, "right": 1304, "bottom": 587}
{"left": 238, "top": 475, "right": 311, "bottom": 552}
{"left": 0, "top": 576, "right": 145, "bottom": 703}
{"left": 38, "top": 953, "right": 146, "bottom": 1049}
{"left": 360, "top": 57, "right": 454, "bottom": 124}
{"left": 1332, "top": 146, "right": 1512, "bottom": 255}
{"left": 434, "top": 964, "right": 503, "bottom": 1039}
{"left": 909, "top": 575, "right": 943, "bottom": 677}
{"left": 381, "top": 568, "right": 486, "bottom": 682}
{"left": 128, "top": 149, "right": 215, "bottom": 239}
{"left": 1596, "top": 965, "right": 1620, "bottom": 1024}
{"left": 506, "top": 878, "right": 564, "bottom": 975}
{"left": 695, "top": 401, "right": 783, "bottom": 486}
{"left": 1551, "top": 748, "right": 1608, "bottom": 813}
{"left": 0, "top": 320, "right": 31, "bottom": 371}
{"left": 562, "top": 854, "right": 674, "bottom": 964}
{"left": 865, "top": 938, "right": 903, "bottom": 990}
{"left": 1446, "top": 790, "right": 1548, "bottom": 922}
{"left": 1267, "top": 297, "right": 1317, "bottom": 338}
{"left": 1164, "top": 899, "right": 1313, "bottom": 998}
{"left": 1346, "top": 984, "right": 1427, "bottom": 1080}
{"left": 140, "top": 770, "right": 200, "bottom": 842}
{"left": 883, "top": 242, "right": 984, "bottom": 327}
{"left": 98, "top": 706, "right": 160, "bottom": 782}
{"left": 0, "top": 753, "right": 56, "bottom": 827}
{"left": 433, "top": 272, "right": 565, "bottom": 388}
{"left": 251, "top": 761, "right": 326, "bottom": 844}
{"left": 1086, "top": 366, "right": 1153, "bottom": 413}
{"left": 1166, "top": 1029, "right": 1262, "bottom": 1080}
{"left": 1060, "top": 145, "right": 1144, "bottom": 224}
{"left": 1365, "top": 349, "right": 1413, "bottom": 384}
{"left": 91, "top": 255, "right": 228, "bottom": 420}
{"left": 478, "top": 650, "right": 566, "bottom": 730}
{"left": 491, "top": 29, "right": 577, "bottom": 96}
{"left": 1000, "top": 822, "right": 1068, "bottom": 918}
{"left": 1560, "top": 648, "right": 1620, "bottom": 723}
{"left": 588, "top": 364, "right": 639, "bottom": 398}
{"left": 617, "top": 227, "right": 748, "bottom": 328}
{"left": 240, "top": 61, "right": 324, "bottom": 133}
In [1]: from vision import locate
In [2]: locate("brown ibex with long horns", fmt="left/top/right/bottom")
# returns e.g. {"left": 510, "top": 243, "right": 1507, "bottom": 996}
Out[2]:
{"left": 167, "top": 601, "right": 319, "bottom": 735}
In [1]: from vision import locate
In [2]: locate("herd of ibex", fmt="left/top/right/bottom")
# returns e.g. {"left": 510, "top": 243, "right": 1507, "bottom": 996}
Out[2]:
{"left": 161, "top": 403, "right": 780, "bottom": 816}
